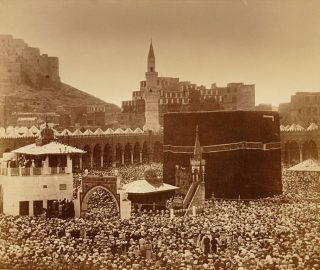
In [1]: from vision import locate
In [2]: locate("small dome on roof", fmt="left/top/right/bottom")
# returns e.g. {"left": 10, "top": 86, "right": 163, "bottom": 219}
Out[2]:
{"left": 38, "top": 124, "right": 55, "bottom": 145}
{"left": 144, "top": 167, "right": 162, "bottom": 186}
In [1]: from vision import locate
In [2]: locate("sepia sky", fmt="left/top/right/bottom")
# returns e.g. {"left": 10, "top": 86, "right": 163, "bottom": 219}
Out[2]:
{"left": 0, "top": 0, "right": 320, "bottom": 107}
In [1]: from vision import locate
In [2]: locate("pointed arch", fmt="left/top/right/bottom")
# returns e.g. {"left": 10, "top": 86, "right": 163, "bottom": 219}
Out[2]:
{"left": 83, "top": 145, "right": 91, "bottom": 169}
{"left": 133, "top": 142, "right": 141, "bottom": 163}
{"left": 103, "top": 144, "right": 112, "bottom": 167}
{"left": 115, "top": 143, "right": 123, "bottom": 166}
{"left": 124, "top": 143, "right": 132, "bottom": 164}
{"left": 142, "top": 141, "right": 149, "bottom": 163}
{"left": 93, "top": 144, "right": 102, "bottom": 168}
{"left": 285, "top": 140, "right": 300, "bottom": 165}
{"left": 302, "top": 140, "right": 318, "bottom": 161}
{"left": 153, "top": 141, "right": 163, "bottom": 162}
{"left": 81, "top": 186, "right": 119, "bottom": 213}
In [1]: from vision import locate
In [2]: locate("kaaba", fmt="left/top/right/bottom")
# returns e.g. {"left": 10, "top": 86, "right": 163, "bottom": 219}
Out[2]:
{"left": 163, "top": 111, "right": 282, "bottom": 199}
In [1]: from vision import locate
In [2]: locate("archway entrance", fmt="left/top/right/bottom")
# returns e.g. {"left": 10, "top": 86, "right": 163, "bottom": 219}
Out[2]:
{"left": 142, "top": 142, "right": 149, "bottom": 163}
{"left": 302, "top": 140, "right": 318, "bottom": 160}
{"left": 115, "top": 143, "right": 122, "bottom": 166}
{"left": 78, "top": 175, "right": 120, "bottom": 217}
{"left": 124, "top": 143, "right": 132, "bottom": 164}
{"left": 133, "top": 142, "right": 141, "bottom": 163}
{"left": 93, "top": 144, "right": 102, "bottom": 168}
{"left": 153, "top": 141, "right": 163, "bottom": 162}
{"left": 83, "top": 145, "right": 91, "bottom": 168}
{"left": 284, "top": 141, "right": 300, "bottom": 165}
{"left": 103, "top": 144, "right": 112, "bottom": 167}
{"left": 81, "top": 186, "right": 119, "bottom": 218}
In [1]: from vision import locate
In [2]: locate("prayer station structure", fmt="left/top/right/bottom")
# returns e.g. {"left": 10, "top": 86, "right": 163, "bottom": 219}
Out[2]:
{"left": 0, "top": 125, "right": 85, "bottom": 216}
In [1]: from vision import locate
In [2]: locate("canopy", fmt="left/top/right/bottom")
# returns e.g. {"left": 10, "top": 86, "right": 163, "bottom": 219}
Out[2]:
{"left": 60, "top": 129, "right": 73, "bottom": 136}
{"left": 123, "top": 179, "right": 179, "bottom": 194}
{"left": 93, "top": 128, "right": 104, "bottom": 135}
{"left": 287, "top": 123, "right": 305, "bottom": 132}
{"left": 307, "top": 123, "right": 318, "bottom": 131}
{"left": 12, "top": 141, "right": 85, "bottom": 155}
{"left": 82, "top": 129, "right": 94, "bottom": 135}
{"left": 287, "top": 159, "right": 320, "bottom": 172}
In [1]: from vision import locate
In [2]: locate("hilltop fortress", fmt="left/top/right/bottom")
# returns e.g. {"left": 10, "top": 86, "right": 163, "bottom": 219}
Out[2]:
{"left": 0, "top": 34, "right": 60, "bottom": 90}
{"left": 0, "top": 35, "right": 119, "bottom": 128}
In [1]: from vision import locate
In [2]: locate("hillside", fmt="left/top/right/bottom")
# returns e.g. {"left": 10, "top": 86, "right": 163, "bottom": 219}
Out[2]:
{"left": 0, "top": 79, "right": 120, "bottom": 112}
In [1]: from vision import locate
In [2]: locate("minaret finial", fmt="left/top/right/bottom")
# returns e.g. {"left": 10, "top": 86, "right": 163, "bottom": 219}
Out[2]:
{"left": 194, "top": 125, "right": 202, "bottom": 160}
{"left": 147, "top": 39, "right": 155, "bottom": 72}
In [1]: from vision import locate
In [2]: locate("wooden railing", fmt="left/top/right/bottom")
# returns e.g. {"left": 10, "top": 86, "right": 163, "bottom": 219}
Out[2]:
{"left": 183, "top": 182, "right": 197, "bottom": 209}
{"left": 0, "top": 166, "right": 68, "bottom": 176}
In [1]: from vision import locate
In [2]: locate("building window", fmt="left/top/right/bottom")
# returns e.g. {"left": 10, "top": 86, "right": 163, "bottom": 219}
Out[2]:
{"left": 59, "top": 184, "right": 67, "bottom": 190}
{"left": 43, "top": 185, "right": 47, "bottom": 188}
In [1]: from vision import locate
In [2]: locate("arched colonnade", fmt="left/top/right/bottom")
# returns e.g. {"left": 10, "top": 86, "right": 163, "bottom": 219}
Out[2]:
{"left": 71, "top": 140, "right": 163, "bottom": 169}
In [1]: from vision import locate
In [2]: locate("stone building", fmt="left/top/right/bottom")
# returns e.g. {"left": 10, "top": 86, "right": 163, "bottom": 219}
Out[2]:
{"left": 279, "top": 92, "right": 320, "bottom": 127}
{"left": 121, "top": 42, "right": 256, "bottom": 130}
{"left": 0, "top": 35, "right": 60, "bottom": 90}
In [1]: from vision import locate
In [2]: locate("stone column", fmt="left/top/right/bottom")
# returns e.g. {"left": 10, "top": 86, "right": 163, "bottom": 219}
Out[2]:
{"left": 79, "top": 156, "right": 82, "bottom": 170}
{"left": 29, "top": 202, "right": 34, "bottom": 217}
{"left": 90, "top": 152, "right": 93, "bottom": 168}
{"left": 131, "top": 151, "right": 134, "bottom": 164}
{"left": 67, "top": 154, "right": 72, "bottom": 173}
{"left": 299, "top": 145, "right": 303, "bottom": 163}
{"left": 100, "top": 154, "right": 104, "bottom": 168}
{"left": 112, "top": 147, "right": 117, "bottom": 168}
{"left": 139, "top": 151, "right": 143, "bottom": 163}
{"left": 121, "top": 152, "right": 125, "bottom": 165}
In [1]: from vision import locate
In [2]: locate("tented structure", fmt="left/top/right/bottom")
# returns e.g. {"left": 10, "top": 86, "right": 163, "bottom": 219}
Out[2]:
{"left": 114, "top": 128, "right": 124, "bottom": 134}
{"left": 280, "top": 125, "right": 286, "bottom": 132}
{"left": 104, "top": 128, "right": 114, "bottom": 134}
{"left": 29, "top": 126, "right": 40, "bottom": 135}
{"left": 133, "top": 128, "right": 144, "bottom": 134}
{"left": 287, "top": 124, "right": 305, "bottom": 132}
{"left": 124, "top": 128, "right": 133, "bottom": 134}
{"left": 307, "top": 123, "right": 318, "bottom": 131}
{"left": 82, "top": 129, "right": 94, "bottom": 135}
{"left": 72, "top": 129, "right": 83, "bottom": 136}
{"left": 93, "top": 128, "right": 104, "bottom": 135}
{"left": 60, "top": 129, "right": 73, "bottom": 136}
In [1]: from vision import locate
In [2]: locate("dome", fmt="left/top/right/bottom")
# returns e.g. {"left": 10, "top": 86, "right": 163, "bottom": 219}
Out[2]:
{"left": 144, "top": 168, "right": 162, "bottom": 186}
{"left": 38, "top": 124, "right": 55, "bottom": 145}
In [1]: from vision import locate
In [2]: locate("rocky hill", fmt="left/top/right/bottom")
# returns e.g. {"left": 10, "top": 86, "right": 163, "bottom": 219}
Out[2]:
{"left": 0, "top": 34, "right": 120, "bottom": 113}
{"left": 0, "top": 78, "right": 120, "bottom": 113}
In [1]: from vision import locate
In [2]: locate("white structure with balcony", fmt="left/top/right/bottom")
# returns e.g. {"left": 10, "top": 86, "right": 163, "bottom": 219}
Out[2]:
{"left": 0, "top": 141, "right": 85, "bottom": 216}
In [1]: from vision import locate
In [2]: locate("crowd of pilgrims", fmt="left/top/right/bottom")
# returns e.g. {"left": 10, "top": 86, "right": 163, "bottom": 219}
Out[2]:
{"left": 0, "top": 166, "right": 320, "bottom": 269}
{"left": 73, "top": 163, "right": 163, "bottom": 199}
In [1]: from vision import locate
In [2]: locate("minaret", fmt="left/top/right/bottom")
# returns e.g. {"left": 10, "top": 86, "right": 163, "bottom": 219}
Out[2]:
{"left": 190, "top": 125, "right": 206, "bottom": 182}
{"left": 190, "top": 125, "right": 206, "bottom": 204}
{"left": 193, "top": 125, "right": 202, "bottom": 160}
{"left": 147, "top": 41, "right": 155, "bottom": 73}
{"left": 143, "top": 40, "right": 161, "bottom": 132}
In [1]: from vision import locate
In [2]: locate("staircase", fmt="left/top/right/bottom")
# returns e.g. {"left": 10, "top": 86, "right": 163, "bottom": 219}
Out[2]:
{"left": 183, "top": 181, "right": 205, "bottom": 217}
{"left": 183, "top": 181, "right": 197, "bottom": 208}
